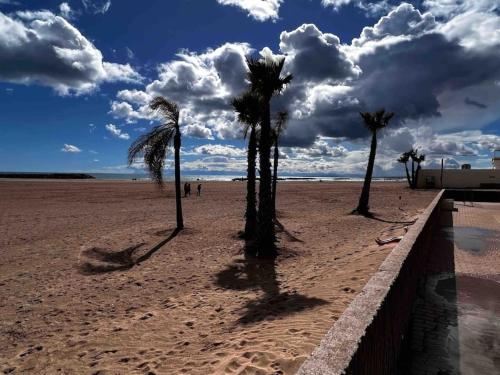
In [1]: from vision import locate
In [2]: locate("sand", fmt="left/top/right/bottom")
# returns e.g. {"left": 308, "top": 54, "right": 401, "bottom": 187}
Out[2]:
{"left": 0, "top": 180, "right": 436, "bottom": 374}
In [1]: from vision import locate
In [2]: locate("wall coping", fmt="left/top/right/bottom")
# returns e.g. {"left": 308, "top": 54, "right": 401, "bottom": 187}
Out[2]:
{"left": 296, "top": 189, "right": 445, "bottom": 375}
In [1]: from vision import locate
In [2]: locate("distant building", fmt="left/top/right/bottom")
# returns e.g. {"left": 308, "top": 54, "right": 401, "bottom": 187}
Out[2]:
{"left": 417, "top": 150, "right": 500, "bottom": 189}
{"left": 493, "top": 149, "right": 500, "bottom": 169}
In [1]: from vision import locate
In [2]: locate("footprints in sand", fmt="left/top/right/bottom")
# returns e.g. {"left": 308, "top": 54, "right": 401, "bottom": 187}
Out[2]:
{"left": 139, "top": 312, "right": 153, "bottom": 321}
{"left": 18, "top": 345, "right": 43, "bottom": 358}
{"left": 76, "top": 346, "right": 168, "bottom": 374}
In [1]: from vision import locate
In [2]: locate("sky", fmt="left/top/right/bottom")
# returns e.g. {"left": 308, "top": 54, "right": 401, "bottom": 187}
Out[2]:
{"left": 0, "top": 0, "right": 499, "bottom": 176}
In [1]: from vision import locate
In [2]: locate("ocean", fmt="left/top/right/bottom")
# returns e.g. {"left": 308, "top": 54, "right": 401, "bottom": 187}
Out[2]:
{"left": 89, "top": 173, "right": 405, "bottom": 182}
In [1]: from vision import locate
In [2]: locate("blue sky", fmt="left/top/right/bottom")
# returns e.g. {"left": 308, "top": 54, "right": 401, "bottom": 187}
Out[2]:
{"left": 0, "top": 0, "right": 499, "bottom": 176}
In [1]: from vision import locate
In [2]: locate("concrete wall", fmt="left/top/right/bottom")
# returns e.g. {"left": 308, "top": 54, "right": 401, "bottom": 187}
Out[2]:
{"left": 296, "top": 191, "right": 445, "bottom": 375}
{"left": 417, "top": 169, "right": 500, "bottom": 189}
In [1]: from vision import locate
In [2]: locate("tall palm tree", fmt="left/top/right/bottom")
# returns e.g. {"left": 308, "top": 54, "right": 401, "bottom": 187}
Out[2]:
{"left": 271, "top": 111, "right": 288, "bottom": 219}
{"left": 355, "top": 109, "right": 394, "bottom": 215}
{"left": 409, "top": 148, "right": 417, "bottom": 188}
{"left": 246, "top": 56, "right": 292, "bottom": 257}
{"left": 128, "top": 96, "right": 184, "bottom": 230}
{"left": 232, "top": 91, "right": 261, "bottom": 242}
{"left": 412, "top": 151, "right": 425, "bottom": 188}
{"left": 397, "top": 151, "right": 412, "bottom": 187}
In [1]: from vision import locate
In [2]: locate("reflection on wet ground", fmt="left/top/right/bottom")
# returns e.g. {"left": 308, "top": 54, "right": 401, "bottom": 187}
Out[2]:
{"left": 442, "top": 226, "right": 499, "bottom": 255}
{"left": 403, "top": 203, "right": 500, "bottom": 375}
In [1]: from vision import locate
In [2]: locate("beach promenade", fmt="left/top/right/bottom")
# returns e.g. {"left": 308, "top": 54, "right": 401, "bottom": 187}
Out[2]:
{"left": 405, "top": 202, "right": 500, "bottom": 374}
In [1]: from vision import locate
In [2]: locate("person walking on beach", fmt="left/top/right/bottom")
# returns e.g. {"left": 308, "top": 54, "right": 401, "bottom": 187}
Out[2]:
{"left": 197, "top": 184, "right": 202, "bottom": 196}
{"left": 184, "top": 182, "right": 189, "bottom": 197}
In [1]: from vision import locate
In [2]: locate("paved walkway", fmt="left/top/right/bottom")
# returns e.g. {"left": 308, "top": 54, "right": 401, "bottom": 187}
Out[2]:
{"left": 404, "top": 202, "right": 500, "bottom": 375}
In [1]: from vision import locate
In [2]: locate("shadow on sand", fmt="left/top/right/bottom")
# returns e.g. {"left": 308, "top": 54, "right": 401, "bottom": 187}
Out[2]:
{"left": 363, "top": 212, "right": 416, "bottom": 225}
{"left": 78, "top": 228, "right": 180, "bottom": 275}
{"left": 275, "top": 219, "right": 303, "bottom": 243}
{"left": 215, "top": 256, "right": 327, "bottom": 324}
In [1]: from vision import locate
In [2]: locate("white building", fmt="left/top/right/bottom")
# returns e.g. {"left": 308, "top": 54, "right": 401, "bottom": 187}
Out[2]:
{"left": 417, "top": 150, "right": 500, "bottom": 189}
{"left": 493, "top": 149, "right": 500, "bottom": 169}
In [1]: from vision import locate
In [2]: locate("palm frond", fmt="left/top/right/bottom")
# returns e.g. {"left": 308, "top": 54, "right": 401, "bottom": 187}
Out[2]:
{"left": 398, "top": 153, "right": 409, "bottom": 163}
{"left": 245, "top": 56, "right": 292, "bottom": 98}
{"left": 232, "top": 90, "right": 261, "bottom": 139}
{"left": 360, "top": 108, "right": 394, "bottom": 132}
{"left": 128, "top": 125, "right": 175, "bottom": 186}
{"left": 150, "top": 96, "right": 179, "bottom": 124}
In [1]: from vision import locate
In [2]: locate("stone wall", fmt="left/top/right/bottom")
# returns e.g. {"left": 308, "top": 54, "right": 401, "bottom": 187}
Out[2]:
{"left": 296, "top": 190, "right": 445, "bottom": 375}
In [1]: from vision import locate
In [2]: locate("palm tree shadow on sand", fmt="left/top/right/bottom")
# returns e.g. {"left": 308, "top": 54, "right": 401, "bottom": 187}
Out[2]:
{"left": 215, "top": 255, "right": 327, "bottom": 325}
{"left": 363, "top": 212, "right": 417, "bottom": 225}
{"left": 78, "top": 228, "right": 181, "bottom": 275}
{"left": 275, "top": 218, "right": 303, "bottom": 243}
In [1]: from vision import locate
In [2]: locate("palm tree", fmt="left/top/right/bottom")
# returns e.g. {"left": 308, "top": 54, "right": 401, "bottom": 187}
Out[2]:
{"left": 355, "top": 109, "right": 394, "bottom": 215}
{"left": 128, "top": 96, "right": 184, "bottom": 230}
{"left": 408, "top": 148, "right": 417, "bottom": 188}
{"left": 397, "top": 151, "right": 412, "bottom": 187}
{"left": 271, "top": 111, "right": 288, "bottom": 219}
{"left": 246, "top": 56, "right": 292, "bottom": 257}
{"left": 232, "top": 91, "right": 261, "bottom": 242}
{"left": 412, "top": 151, "right": 425, "bottom": 188}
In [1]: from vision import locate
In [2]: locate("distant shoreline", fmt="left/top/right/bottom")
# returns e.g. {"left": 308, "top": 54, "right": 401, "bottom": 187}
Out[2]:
{"left": 0, "top": 172, "right": 95, "bottom": 180}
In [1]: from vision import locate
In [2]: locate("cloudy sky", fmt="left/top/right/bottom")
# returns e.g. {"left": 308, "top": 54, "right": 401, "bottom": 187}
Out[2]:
{"left": 1, "top": 0, "right": 499, "bottom": 176}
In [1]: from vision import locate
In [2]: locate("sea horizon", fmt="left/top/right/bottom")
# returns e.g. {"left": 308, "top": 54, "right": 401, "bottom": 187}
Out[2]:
{"left": 0, "top": 171, "right": 407, "bottom": 182}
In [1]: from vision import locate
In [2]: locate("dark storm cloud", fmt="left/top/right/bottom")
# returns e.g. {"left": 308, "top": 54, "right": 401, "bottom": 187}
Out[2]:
{"left": 280, "top": 23, "right": 360, "bottom": 82}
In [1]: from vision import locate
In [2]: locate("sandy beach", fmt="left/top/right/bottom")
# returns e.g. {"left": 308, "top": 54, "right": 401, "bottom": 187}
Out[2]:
{"left": 0, "top": 180, "right": 437, "bottom": 374}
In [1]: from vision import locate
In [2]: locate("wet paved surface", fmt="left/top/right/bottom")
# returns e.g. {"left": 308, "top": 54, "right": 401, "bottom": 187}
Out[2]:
{"left": 405, "top": 202, "right": 500, "bottom": 375}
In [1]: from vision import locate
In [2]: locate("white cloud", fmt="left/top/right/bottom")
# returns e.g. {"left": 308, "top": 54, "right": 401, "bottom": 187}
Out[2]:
{"left": 126, "top": 47, "right": 135, "bottom": 59}
{"left": 286, "top": 138, "right": 348, "bottom": 159}
{"left": 216, "top": 0, "right": 282, "bottom": 21}
{"left": 109, "top": 101, "right": 146, "bottom": 123}
{"left": 61, "top": 143, "right": 81, "bottom": 153}
{"left": 0, "top": 10, "right": 142, "bottom": 95}
{"left": 352, "top": 3, "right": 437, "bottom": 47}
{"left": 117, "top": 89, "right": 151, "bottom": 105}
{"left": 321, "top": 0, "right": 392, "bottom": 16}
{"left": 110, "top": 42, "right": 252, "bottom": 138}
{"left": 191, "top": 144, "right": 246, "bottom": 157}
{"left": 183, "top": 124, "right": 214, "bottom": 139}
{"left": 82, "top": 0, "right": 111, "bottom": 14}
{"left": 105, "top": 123, "right": 130, "bottom": 140}
{"left": 59, "top": 2, "right": 73, "bottom": 19}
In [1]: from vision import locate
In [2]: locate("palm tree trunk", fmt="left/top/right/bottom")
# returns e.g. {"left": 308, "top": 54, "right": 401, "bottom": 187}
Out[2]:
{"left": 404, "top": 162, "right": 412, "bottom": 187}
{"left": 415, "top": 163, "right": 422, "bottom": 189}
{"left": 271, "top": 140, "right": 279, "bottom": 220}
{"left": 245, "top": 126, "right": 257, "bottom": 240}
{"left": 256, "top": 98, "right": 276, "bottom": 257}
{"left": 174, "top": 130, "right": 184, "bottom": 229}
{"left": 411, "top": 159, "right": 415, "bottom": 189}
{"left": 356, "top": 131, "right": 377, "bottom": 214}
